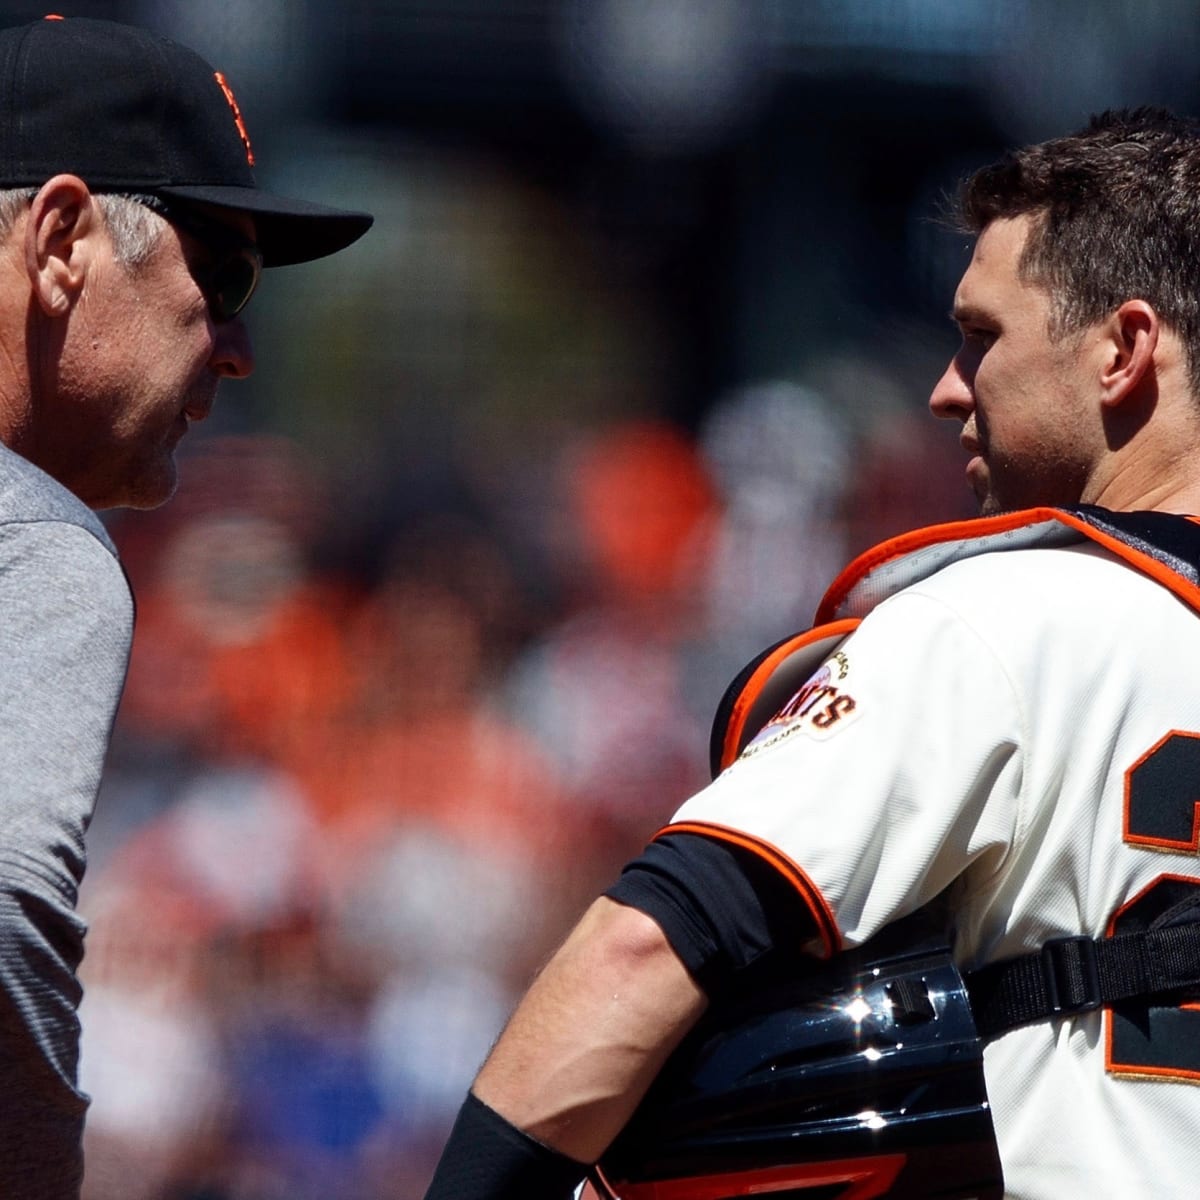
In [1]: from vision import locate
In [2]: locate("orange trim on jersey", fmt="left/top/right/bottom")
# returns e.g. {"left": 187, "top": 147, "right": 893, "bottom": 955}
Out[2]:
{"left": 1104, "top": 872, "right": 1200, "bottom": 935}
{"left": 1122, "top": 730, "right": 1200, "bottom": 852}
{"left": 1104, "top": 872, "right": 1200, "bottom": 1083}
{"left": 1105, "top": 1041, "right": 1200, "bottom": 1086}
{"left": 815, "top": 507, "right": 1068, "bottom": 622}
{"left": 1052, "top": 510, "right": 1200, "bottom": 612}
{"left": 592, "top": 1153, "right": 906, "bottom": 1200}
{"left": 657, "top": 819, "right": 842, "bottom": 958}
{"left": 1107, "top": 1062, "right": 1200, "bottom": 1084}
{"left": 816, "top": 506, "right": 1200, "bottom": 624}
{"left": 719, "top": 618, "right": 861, "bottom": 772}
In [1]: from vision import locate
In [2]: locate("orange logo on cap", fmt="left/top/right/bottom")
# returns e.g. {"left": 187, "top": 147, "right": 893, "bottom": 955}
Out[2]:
{"left": 214, "top": 71, "right": 255, "bottom": 167}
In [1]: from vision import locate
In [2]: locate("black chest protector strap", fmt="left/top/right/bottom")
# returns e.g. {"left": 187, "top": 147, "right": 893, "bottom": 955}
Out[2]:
{"left": 966, "top": 900, "right": 1200, "bottom": 1041}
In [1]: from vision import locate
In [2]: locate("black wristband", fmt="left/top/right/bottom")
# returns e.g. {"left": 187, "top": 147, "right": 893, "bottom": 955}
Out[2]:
{"left": 423, "top": 1090, "right": 588, "bottom": 1200}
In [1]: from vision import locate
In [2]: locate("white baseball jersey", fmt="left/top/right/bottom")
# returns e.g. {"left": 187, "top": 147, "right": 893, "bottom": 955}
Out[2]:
{"left": 665, "top": 507, "right": 1200, "bottom": 1200}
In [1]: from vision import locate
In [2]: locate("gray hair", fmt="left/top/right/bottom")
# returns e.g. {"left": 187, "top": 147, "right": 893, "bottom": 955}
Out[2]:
{"left": 0, "top": 186, "right": 164, "bottom": 268}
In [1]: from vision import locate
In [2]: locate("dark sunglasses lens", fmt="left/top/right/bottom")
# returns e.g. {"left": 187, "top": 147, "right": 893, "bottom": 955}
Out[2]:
{"left": 207, "top": 250, "right": 261, "bottom": 321}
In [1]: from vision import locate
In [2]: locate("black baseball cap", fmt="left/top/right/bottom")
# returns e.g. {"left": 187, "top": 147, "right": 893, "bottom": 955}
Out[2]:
{"left": 0, "top": 15, "right": 373, "bottom": 266}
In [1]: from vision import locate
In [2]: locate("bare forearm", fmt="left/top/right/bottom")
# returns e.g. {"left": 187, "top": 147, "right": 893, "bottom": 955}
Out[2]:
{"left": 422, "top": 896, "right": 707, "bottom": 1198}
{"left": 474, "top": 895, "right": 708, "bottom": 1164}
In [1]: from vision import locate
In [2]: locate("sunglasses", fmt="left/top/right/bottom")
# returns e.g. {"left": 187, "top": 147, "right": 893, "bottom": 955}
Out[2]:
{"left": 130, "top": 194, "right": 263, "bottom": 322}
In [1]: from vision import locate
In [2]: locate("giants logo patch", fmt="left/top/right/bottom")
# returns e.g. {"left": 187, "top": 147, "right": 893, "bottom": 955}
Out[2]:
{"left": 741, "top": 652, "right": 859, "bottom": 758}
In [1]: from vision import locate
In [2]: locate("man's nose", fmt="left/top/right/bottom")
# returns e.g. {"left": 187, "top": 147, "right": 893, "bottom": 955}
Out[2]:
{"left": 929, "top": 355, "right": 972, "bottom": 422}
{"left": 210, "top": 316, "right": 254, "bottom": 379}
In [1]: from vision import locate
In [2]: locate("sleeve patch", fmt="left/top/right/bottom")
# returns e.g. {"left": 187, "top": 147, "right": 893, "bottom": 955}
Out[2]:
{"left": 740, "top": 649, "right": 859, "bottom": 759}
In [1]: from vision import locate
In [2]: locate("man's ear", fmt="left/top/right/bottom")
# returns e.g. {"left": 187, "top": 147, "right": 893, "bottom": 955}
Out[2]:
{"left": 24, "top": 175, "right": 99, "bottom": 317}
{"left": 1099, "top": 299, "right": 1159, "bottom": 409}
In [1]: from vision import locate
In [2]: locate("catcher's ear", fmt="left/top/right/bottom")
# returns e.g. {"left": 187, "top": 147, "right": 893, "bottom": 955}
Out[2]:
{"left": 1098, "top": 299, "right": 1158, "bottom": 410}
{"left": 25, "top": 174, "right": 99, "bottom": 317}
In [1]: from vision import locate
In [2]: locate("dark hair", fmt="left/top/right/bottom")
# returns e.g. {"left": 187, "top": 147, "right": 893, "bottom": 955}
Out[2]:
{"left": 956, "top": 107, "right": 1200, "bottom": 392}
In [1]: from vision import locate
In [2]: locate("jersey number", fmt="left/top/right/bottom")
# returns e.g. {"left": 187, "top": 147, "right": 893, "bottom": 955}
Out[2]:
{"left": 1110, "top": 731, "right": 1200, "bottom": 1081}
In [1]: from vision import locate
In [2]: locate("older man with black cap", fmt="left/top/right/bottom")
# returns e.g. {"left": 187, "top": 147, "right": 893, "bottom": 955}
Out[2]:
{"left": 0, "top": 14, "right": 371, "bottom": 1196}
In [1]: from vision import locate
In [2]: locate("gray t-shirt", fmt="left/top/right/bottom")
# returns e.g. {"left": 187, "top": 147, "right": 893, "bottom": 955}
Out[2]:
{"left": 0, "top": 445, "right": 133, "bottom": 1197}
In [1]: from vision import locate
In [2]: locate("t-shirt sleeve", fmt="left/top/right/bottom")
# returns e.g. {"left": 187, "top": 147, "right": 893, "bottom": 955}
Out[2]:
{"left": 0, "top": 519, "right": 133, "bottom": 1196}
{"left": 605, "top": 832, "right": 822, "bottom": 995}
{"left": 662, "top": 588, "right": 1027, "bottom": 954}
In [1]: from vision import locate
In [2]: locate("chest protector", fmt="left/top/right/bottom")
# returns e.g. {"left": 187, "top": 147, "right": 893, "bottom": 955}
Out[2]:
{"left": 592, "top": 506, "right": 1200, "bottom": 1200}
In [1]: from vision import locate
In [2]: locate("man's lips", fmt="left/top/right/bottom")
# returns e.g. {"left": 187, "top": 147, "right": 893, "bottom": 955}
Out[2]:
{"left": 961, "top": 429, "right": 984, "bottom": 462}
{"left": 182, "top": 388, "right": 216, "bottom": 424}
{"left": 960, "top": 432, "right": 987, "bottom": 495}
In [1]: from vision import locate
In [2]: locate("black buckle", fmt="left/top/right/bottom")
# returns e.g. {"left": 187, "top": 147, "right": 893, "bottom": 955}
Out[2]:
{"left": 1041, "top": 935, "right": 1102, "bottom": 1016}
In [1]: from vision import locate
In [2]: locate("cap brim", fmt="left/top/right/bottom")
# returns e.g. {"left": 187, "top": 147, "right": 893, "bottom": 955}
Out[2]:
{"left": 155, "top": 183, "right": 373, "bottom": 267}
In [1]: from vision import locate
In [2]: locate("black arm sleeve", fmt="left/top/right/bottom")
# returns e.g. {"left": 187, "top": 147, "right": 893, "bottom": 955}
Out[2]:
{"left": 423, "top": 1091, "right": 587, "bottom": 1200}
{"left": 605, "top": 832, "right": 821, "bottom": 997}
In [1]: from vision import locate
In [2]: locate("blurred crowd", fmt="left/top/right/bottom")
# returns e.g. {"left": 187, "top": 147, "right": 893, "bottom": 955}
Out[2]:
{"left": 76, "top": 379, "right": 970, "bottom": 1200}
{"left": 1, "top": 2, "right": 1191, "bottom": 1197}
